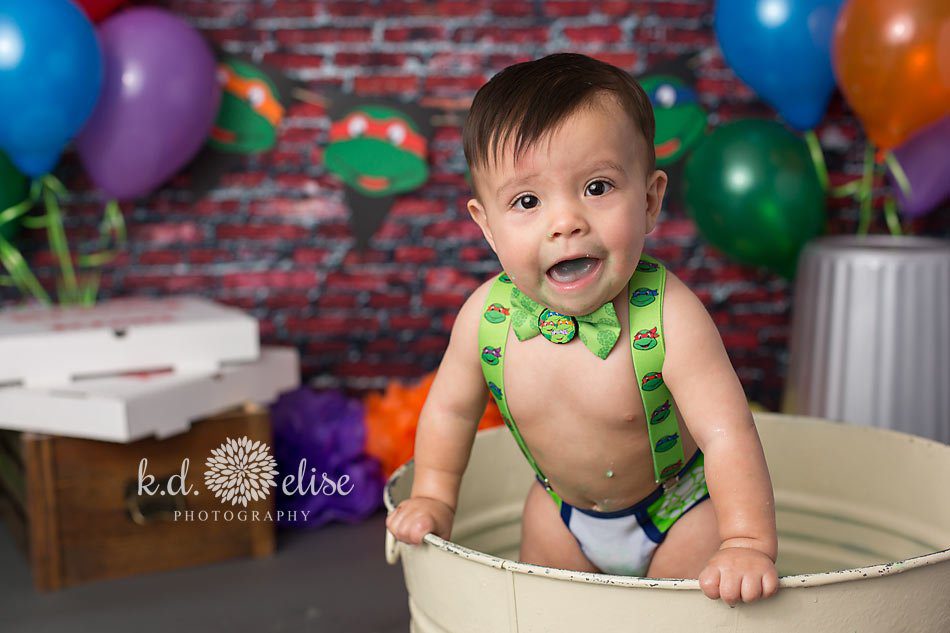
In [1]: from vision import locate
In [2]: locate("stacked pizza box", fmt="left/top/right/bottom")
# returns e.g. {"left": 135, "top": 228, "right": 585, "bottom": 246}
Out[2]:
{"left": 0, "top": 296, "right": 300, "bottom": 442}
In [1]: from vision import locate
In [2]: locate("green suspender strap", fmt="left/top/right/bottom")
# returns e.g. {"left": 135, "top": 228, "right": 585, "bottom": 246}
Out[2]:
{"left": 477, "top": 255, "right": 686, "bottom": 511}
{"left": 629, "top": 254, "right": 687, "bottom": 484}
{"left": 477, "top": 272, "right": 564, "bottom": 509}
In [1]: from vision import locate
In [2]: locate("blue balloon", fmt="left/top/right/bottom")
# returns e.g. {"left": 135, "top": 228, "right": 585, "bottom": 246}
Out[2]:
{"left": 715, "top": 0, "right": 842, "bottom": 131}
{"left": 0, "top": 0, "right": 103, "bottom": 176}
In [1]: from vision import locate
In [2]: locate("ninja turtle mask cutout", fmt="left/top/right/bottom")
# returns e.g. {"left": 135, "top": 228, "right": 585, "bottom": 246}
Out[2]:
{"left": 324, "top": 98, "right": 434, "bottom": 249}
{"left": 210, "top": 58, "right": 285, "bottom": 154}
{"left": 187, "top": 53, "right": 304, "bottom": 196}
{"left": 641, "top": 74, "right": 706, "bottom": 167}
{"left": 325, "top": 104, "right": 429, "bottom": 197}
{"left": 637, "top": 55, "right": 707, "bottom": 213}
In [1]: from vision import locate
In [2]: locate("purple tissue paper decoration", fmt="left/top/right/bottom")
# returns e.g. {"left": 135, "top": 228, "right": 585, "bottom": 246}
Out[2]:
{"left": 890, "top": 116, "right": 950, "bottom": 218}
{"left": 270, "top": 387, "right": 383, "bottom": 529}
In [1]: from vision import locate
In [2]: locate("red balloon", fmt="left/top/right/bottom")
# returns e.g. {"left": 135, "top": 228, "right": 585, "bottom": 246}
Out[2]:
{"left": 74, "top": 0, "right": 126, "bottom": 23}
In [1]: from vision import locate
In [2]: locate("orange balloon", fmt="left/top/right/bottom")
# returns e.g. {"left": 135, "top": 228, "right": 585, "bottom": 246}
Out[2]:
{"left": 833, "top": 0, "right": 950, "bottom": 150}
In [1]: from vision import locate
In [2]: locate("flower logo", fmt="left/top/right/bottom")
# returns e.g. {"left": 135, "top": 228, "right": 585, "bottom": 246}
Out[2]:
{"left": 204, "top": 436, "right": 278, "bottom": 507}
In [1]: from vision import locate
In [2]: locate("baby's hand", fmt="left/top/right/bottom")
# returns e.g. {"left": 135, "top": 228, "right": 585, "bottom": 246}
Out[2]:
{"left": 698, "top": 546, "right": 779, "bottom": 606}
{"left": 386, "top": 497, "right": 455, "bottom": 545}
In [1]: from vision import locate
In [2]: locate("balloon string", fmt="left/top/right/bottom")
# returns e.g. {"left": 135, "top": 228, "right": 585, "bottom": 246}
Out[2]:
{"left": 856, "top": 144, "right": 875, "bottom": 236}
{"left": 883, "top": 152, "right": 912, "bottom": 200}
{"left": 882, "top": 195, "right": 903, "bottom": 237}
{"left": 40, "top": 174, "right": 80, "bottom": 304}
{"left": 0, "top": 234, "right": 51, "bottom": 304}
{"left": 0, "top": 180, "right": 42, "bottom": 228}
{"left": 804, "top": 130, "right": 829, "bottom": 192}
{"left": 829, "top": 180, "right": 861, "bottom": 198}
{"left": 77, "top": 199, "right": 126, "bottom": 268}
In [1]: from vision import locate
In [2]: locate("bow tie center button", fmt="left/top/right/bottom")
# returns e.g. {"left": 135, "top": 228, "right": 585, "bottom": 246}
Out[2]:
{"left": 538, "top": 309, "right": 578, "bottom": 344}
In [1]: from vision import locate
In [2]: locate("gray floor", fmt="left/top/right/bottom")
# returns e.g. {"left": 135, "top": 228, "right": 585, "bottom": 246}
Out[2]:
{"left": 0, "top": 509, "right": 410, "bottom": 633}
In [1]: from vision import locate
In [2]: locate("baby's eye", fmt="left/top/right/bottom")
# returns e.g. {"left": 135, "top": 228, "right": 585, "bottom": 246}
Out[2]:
{"left": 510, "top": 194, "right": 540, "bottom": 211}
{"left": 586, "top": 180, "right": 614, "bottom": 196}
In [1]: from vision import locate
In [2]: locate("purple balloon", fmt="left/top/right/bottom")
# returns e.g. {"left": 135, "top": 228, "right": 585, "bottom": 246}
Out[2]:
{"left": 76, "top": 8, "right": 220, "bottom": 200}
{"left": 890, "top": 116, "right": 950, "bottom": 218}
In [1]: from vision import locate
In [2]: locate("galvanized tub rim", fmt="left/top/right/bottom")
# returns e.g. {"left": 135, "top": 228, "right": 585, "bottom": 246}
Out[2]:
{"left": 383, "top": 413, "right": 950, "bottom": 591}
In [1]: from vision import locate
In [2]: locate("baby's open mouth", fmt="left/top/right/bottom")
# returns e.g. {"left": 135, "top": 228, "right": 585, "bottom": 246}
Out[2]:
{"left": 547, "top": 257, "right": 600, "bottom": 284}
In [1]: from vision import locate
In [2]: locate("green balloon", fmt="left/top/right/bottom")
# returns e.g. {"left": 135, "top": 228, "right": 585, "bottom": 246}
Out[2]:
{"left": 0, "top": 150, "right": 29, "bottom": 243}
{"left": 684, "top": 119, "right": 825, "bottom": 279}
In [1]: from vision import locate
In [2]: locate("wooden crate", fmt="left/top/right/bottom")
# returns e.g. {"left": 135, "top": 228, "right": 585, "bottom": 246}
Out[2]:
{"left": 0, "top": 404, "right": 276, "bottom": 591}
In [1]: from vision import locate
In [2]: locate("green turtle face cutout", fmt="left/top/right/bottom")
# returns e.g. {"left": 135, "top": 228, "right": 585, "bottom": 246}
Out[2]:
{"left": 640, "top": 74, "right": 707, "bottom": 166}
{"left": 210, "top": 59, "right": 285, "bottom": 154}
{"left": 636, "top": 260, "right": 659, "bottom": 273}
{"left": 538, "top": 310, "right": 577, "bottom": 344}
{"left": 633, "top": 327, "right": 659, "bottom": 350}
{"left": 325, "top": 104, "right": 429, "bottom": 197}
{"left": 630, "top": 287, "right": 658, "bottom": 307}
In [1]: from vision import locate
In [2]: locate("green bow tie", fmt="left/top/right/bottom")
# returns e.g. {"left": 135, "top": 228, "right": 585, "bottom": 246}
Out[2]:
{"left": 509, "top": 287, "right": 621, "bottom": 359}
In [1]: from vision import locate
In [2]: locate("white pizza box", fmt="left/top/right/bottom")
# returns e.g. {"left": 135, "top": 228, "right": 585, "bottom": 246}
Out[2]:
{"left": 0, "top": 346, "right": 300, "bottom": 443}
{"left": 0, "top": 295, "right": 259, "bottom": 388}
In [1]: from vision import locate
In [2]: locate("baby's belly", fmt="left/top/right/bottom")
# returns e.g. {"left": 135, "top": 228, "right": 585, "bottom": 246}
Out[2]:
{"left": 503, "top": 331, "right": 697, "bottom": 512}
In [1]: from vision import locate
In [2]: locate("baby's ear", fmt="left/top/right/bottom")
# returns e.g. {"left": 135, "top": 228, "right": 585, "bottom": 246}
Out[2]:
{"left": 467, "top": 198, "right": 497, "bottom": 253}
{"left": 645, "top": 169, "right": 668, "bottom": 234}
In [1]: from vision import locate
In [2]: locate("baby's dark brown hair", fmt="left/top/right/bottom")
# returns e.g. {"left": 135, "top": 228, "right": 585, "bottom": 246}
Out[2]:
{"left": 462, "top": 52, "right": 656, "bottom": 200}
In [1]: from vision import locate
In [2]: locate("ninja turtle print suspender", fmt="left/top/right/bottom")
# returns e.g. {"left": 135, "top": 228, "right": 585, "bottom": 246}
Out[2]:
{"left": 477, "top": 254, "right": 687, "bottom": 509}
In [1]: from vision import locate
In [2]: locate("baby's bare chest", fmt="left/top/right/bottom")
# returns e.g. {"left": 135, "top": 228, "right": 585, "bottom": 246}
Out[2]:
{"left": 500, "top": 326, "right": 667, "bottom": 507}
{"left": 503, "top": 331, "right": 644, "bottom": 430}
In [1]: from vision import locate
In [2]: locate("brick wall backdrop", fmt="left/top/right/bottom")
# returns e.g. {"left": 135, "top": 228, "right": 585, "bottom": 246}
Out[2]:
{"left": 2, "top": 0, "right": 948, "bottom": 409}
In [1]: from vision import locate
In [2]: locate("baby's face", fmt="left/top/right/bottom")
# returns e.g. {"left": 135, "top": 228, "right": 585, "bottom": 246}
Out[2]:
{"left": 467, "top": 96, "right": 667, "bottom": 316}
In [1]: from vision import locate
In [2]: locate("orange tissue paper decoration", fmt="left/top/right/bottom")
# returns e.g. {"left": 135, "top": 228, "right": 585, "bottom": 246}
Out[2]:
{"left": 364, "top": 371, "right": 504, "bottom": 478}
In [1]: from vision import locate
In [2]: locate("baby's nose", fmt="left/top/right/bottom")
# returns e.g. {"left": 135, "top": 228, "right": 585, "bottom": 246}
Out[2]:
{"left": 547, "top": 208, "right": 589, "bottom": 239}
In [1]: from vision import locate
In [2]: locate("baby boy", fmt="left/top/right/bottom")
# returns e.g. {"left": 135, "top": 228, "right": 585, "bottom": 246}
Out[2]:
{"left": 387, "top": 52, "right": 778, "bottom": 605}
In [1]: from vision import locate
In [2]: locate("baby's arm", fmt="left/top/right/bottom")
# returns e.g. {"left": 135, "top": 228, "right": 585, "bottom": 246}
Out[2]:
{"left": 386, "top": 280, "right": 492, "bottom": 545}
{"left": 662, "top": 271, "right": 779, "bottom": 605}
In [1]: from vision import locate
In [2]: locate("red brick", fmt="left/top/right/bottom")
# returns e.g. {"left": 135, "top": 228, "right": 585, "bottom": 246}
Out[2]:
{"left": 286, "top": 316, "right": 378, "bottom": 334}
{"left": 563, "top": 24, "right": 623, "bottom": 45}
{"left": 317, "top": 294, "right": 359, "bottom": 309}
{"left": 390, "top": 315, "right": 435, "bottom": 330}
{"left": 333, "top": 52, "right": 414, "bottom": 68}
{"left": 138, "top": 251, "right": 181, "bottom": 266}
{"left": 395, "top": 246, "right": 437, "bottom": 264}
{"left": 307, "top": 341, "right": 350, "bottom": 354}
{"left": 390, "top": 198, "right": 443, "bottom": 218}
{"left": 588, "top": 52, "right": 639, "bottom": 71}
{"left": 293, "top": 248, "right": 331, "bottom": 265}
{"left": 424, "top": 267, "right": 479, "bottom": 293}
{"left": 424, "top": 75, "right": 488, "bottom": 92}
{"left": 221, "top": 271, "right": 318, "bottom": 290}
{"left": 353, "top": 75, "right": 420, "bottom": 95}
{"left": 383, "top": 26, "right": 447, "bottom": 43}
{"left": 599, "top": 1, "right": 637, "bottom": 16}
{"left": 543, "top": 1, "right": 594, "bottom": 17}
{"left": 433, "top": 0, "right": 490, "bottom": 17}
{"left": 453, "top": 26, "right": 549, "bottom": 45}
{"left": 216, "top": 224, "right": 310, "bottom": 241}
{"left": 249, "top": 0, "right": 316, "bottom": 18}
{"left": 369, "top": 293, "right": 412, "bottom": 308}
{"left": 420, "top": 292, "right": 467, "bottom": 309}
{"left": 489, "top": 0, "right": 534, "bottom": 17}
{"left": 277, "top": 28, "right": 372, "bottom": 46}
